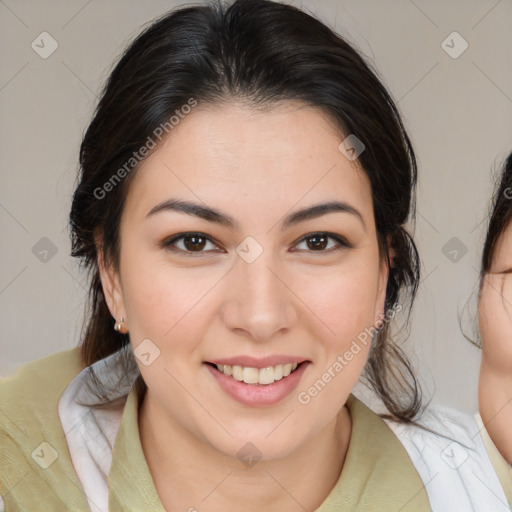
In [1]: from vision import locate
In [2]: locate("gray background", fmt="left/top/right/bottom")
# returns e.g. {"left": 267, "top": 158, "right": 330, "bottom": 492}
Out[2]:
{"left": 0, "top": 0, "right": 511, "bottom": 413}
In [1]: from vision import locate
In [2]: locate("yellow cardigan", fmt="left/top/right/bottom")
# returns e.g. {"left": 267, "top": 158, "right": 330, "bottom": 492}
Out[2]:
{"left": 0, "top": 347, "right": 502, "bottom": 511}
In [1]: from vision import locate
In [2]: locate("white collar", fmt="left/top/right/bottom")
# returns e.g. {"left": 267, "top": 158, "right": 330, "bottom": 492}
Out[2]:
{"left": 57, "top": 344, "right": 139, "bottom": 512}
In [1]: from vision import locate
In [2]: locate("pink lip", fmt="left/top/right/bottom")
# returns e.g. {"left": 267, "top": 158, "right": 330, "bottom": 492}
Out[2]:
{"left": 208, "top": 355, "right": 307, "bottom": 368}
{"left": 205, "top": 361, "right": 310, "bottom": 407}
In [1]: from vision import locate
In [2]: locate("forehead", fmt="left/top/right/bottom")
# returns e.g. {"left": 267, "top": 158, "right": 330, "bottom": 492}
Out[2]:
{"left": 124, "top": 101, "right": 374, "bottom": 227}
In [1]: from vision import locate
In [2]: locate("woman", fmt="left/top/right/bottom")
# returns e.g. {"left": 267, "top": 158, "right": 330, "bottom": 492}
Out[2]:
{"left": 478, "top": 152, "right": 512, "bottom": 476}
{"left": 0, "top": 1, "right": 509, "bottom": 510}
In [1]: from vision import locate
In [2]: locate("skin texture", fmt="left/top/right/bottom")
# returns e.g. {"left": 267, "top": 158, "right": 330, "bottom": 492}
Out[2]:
{"left": 479, "top": 221, "right": 512, "bottom": 464}
{"left": 98, "top": 101, "right": 389, "bottom": 511}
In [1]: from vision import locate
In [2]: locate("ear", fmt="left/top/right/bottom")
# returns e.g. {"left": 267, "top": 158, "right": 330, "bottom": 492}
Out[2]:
{"left": 95, "top": 234, "right": 126, "bottom": 322}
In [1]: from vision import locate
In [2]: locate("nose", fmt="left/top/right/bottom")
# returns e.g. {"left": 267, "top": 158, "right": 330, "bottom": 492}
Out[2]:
{"left": 220, "top": 250, "right": 298, "bottom": 342}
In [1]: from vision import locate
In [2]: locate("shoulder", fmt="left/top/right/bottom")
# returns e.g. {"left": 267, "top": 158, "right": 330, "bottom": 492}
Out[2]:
{"left": 384, "top": 404, "right": 511, "bottom": 511}
{"left": 0, "top": 348, "right": 91, "bottom": 511}
{"left": 0, "top": 348, "right": 83, "bottom": 405}
{"left": 0, "top": 347, "right": 84, "bottom": 452}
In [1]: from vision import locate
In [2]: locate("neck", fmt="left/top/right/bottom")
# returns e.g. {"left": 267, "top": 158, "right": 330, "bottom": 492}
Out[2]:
{"left": 138, "top": 394, "right": 352, "bottom": 512}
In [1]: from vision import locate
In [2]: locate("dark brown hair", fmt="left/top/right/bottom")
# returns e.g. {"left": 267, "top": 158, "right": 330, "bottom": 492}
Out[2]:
{"left": 481, "top": 152, "right": 512, "bottom": 278}
{"left": 70, "top": 0, "right": 422, "bottom": 421}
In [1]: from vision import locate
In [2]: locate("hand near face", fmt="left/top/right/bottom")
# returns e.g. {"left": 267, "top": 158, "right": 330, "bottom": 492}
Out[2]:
{"left": 478, "top": 268, "right": 512, "bottom": 464}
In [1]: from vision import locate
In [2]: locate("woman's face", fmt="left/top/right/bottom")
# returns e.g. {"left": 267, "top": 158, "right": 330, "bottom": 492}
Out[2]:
{"left": 100, "top": 101, "right": 388, "bottom": 459}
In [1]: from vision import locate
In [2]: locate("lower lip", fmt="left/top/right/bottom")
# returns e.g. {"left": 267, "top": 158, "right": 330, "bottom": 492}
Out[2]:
{"left": 205, "top": 363, "right": 309, "bottom": 407}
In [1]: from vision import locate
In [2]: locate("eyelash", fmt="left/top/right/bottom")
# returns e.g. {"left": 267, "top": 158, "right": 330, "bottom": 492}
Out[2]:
{"left": 161, "top": 231, "right": 352, "bottom": 256}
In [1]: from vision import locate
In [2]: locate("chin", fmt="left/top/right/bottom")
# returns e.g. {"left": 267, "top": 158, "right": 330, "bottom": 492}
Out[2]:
{"left": 201, "top": 420, "right": 310, "bottom": 463}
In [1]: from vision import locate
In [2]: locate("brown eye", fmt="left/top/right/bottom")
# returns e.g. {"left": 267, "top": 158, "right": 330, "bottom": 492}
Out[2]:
{"left": 183, "top": 235, "right": 207, "bottom": 251}
{"left": 305, "top": 234, "right": 328, "bottom": 250}
{"left": 293, "top": 232, "right": 351, "bottom": 253}
{"left": 162, "top": 232, "right": 220, "bottom": 255}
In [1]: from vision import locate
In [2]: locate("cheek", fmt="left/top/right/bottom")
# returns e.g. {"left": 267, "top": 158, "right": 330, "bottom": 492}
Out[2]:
{"left": 123, "top": 267, "right": 218, "bottom": 340}
{"left": 120, "top": 260, "right": 218, "bottom": 403}
{"left": 298, "top": 259, "right": 382, "bottom": 344}
{"left": 119, "top": 245, "right": 199, "bottom": 337}
{"left": 294, "top": 258, "right": 382, "bottom": 394}
{"left": 122, "top": 268, "right": 176, "bottom": 339}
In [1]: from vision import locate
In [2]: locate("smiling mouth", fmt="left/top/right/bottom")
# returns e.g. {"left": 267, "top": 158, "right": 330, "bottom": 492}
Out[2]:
{"left": 206, "top": 362, "right": 304, "bottom": 385}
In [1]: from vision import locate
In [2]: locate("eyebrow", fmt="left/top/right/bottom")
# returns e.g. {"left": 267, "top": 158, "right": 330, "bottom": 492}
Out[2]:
{"left": 146, "top": 198, "right": 365, "bottom": 230}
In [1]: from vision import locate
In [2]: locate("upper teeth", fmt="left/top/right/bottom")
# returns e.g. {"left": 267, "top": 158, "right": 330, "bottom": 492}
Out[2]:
{"left": 216, "top": 363, "right": 299, "bottom": 385}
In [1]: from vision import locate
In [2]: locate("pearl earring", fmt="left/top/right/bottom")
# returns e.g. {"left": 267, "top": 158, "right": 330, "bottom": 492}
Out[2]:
{"left": 114, "top": 317, "right": 127, "bottom": 333}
